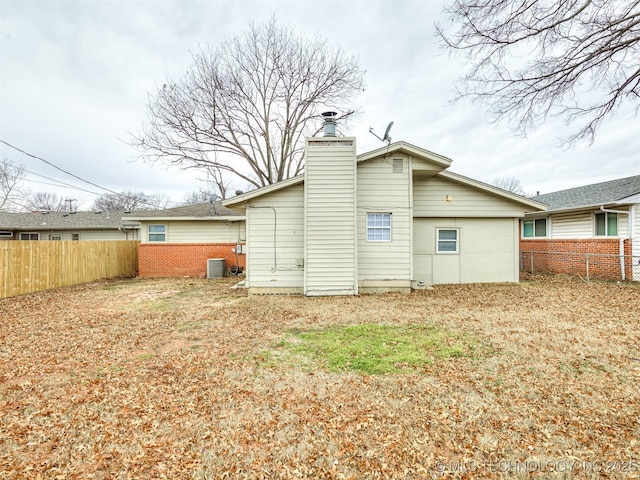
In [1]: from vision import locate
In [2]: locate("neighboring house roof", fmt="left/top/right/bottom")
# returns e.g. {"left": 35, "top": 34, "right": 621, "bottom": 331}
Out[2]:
{"left": 0, "top": 210, "right": 140, "bottom": 231}
{"left": 531, "top": 174, "right": 640, "bottom": 212}
{"left": 223, "top": 140, "right": 546, "bottom": 212}
{"left": 123, "top": 201, "right": 244, "bottom": 221}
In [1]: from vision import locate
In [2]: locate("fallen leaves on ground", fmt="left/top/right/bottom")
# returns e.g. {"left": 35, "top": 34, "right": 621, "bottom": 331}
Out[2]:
{"left": 1, "top": 275, "right": 639, "bottom": 479}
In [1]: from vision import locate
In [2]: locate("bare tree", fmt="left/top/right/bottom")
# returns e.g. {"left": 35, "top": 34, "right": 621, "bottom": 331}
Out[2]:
{"left": 130, "top": 17, "right": 365, "bottom": 192}
{"left": 437, "top": 1, "right": 640, "bottom": 144}
{"left": 27, "top": 192, "right": 70, "bottom": 212}
{"left": 181, "top": 189, "right": 212, "bottom": 205}
{"left": 145, "top": 192, "right": 174, "bottom": 210}
{"left": 92, "top": 191, "right": 151, "bottom": 212}
{"left": 491, "top": 176, "right": 526, "bottom": 195}
{"left": 0, "top": 158, "right": 27, "bottom": 211}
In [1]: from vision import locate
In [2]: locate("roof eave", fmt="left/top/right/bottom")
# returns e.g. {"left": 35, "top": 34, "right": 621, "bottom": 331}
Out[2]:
{"left": 439, "top": 171, "right": 547, "bottom": 211}
{"left": 223, "top": 176, "right": 304, "bottom": 207}
{"left": 123, "top": 215, "right": 245, "bottom": 221}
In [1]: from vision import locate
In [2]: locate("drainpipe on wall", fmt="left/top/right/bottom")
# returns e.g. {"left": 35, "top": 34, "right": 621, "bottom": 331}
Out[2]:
{"left": 600, "top": 206, "right": 630, "bottom": 281}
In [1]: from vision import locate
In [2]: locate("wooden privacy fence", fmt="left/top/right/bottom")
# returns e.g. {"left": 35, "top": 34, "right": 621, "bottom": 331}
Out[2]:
{"left": 0, "top": 240, "right": 139, "bottom": 299}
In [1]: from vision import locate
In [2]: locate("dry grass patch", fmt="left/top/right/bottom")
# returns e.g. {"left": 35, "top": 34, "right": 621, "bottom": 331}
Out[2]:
{"left": 1, "top": 275, "right": 639, "bottom": 479}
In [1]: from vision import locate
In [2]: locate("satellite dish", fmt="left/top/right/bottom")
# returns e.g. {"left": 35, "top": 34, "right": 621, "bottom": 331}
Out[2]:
{"left": 209, "top": 193, "right": 219, "bottom": 215}
{"left": 369, "top": 121, "right": 394, "bottom": 144}
{"left": 382, "top": 121, "right": 394, "bottom": 143}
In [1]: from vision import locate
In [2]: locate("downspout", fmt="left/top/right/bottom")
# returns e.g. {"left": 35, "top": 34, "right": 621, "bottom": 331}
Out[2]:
{"left": 600, "top": 206, "right": 630, "bottom": 281}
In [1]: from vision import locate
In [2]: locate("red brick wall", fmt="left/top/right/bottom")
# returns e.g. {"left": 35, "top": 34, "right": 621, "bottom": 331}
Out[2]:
{"left": 138, "top": 243, "right": 246, "bottom": 277}
{"left": 520, "top": 238, "right": 632, "bottom": 280}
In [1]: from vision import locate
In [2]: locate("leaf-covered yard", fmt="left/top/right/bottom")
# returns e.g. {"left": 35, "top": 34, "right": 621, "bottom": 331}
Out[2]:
{"left": 1, "top": 275, "right": 639, "bottom": 479}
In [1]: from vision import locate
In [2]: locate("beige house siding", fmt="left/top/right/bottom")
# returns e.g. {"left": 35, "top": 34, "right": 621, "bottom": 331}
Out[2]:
{"left": 357, "top": 155, "right": 411, "bottom": 286}
{"left": 414, "top": 176, "right": 528, "bottom": 217}
{"left": 548, "top": 209, "right": 629, "bottom": 239}
{"left": 304, "top": 138, "right": 357, "bottom": 296}
{"left": 246, "top": 184, "right": 304, "bottom": 292}
{"left": 15, "top": 229, "right": 135, "bottom": 241}
{"left": 140, "top": 220, "right": 243, "bottom": 244}
{"left": 413, "top": 217, "right": 519, "bottom": 285}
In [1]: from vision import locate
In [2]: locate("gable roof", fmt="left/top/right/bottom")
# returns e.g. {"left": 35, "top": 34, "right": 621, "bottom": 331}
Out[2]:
{"left": 531, "top": 175, "right": 640, "bottom": 212}
{"left": 224, "top": 140, "right": 545, "bottom": 211}
{"left": 0, "top": 210, "right": 140, "bottom": 231}
{"left": 123, "top": 201, "right": 244, "bottom": 221}
{"left": 224, "top": 141, "right": 453, "bottom": 208}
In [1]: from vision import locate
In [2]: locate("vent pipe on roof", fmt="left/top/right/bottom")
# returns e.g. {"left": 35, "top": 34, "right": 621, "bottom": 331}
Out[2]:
{"left": 321, "top": 111, "right": 337, "bottom": 137}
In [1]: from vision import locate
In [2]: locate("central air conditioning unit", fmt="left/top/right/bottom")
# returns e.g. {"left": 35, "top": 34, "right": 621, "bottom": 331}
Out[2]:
{"left": 207, "top": 258, "right": 226, "bottom": 279}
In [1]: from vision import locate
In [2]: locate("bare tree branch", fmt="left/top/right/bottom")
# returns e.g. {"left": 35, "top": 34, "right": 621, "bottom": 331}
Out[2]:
{"left": 437, "top": 0, "right": 640, "bottom": 144}
{"left": 0, "top": 158, "right": 28, "bottom": 211}
{"left": 492, "top": 176, "right": 526, "bottom": 195}
{"left": 129, "top": 16, "right": 365, "bottom": 189}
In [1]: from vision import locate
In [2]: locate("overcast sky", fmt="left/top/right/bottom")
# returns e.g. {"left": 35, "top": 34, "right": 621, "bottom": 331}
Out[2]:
{"left": 1, "top": 0, "right": 638, "bottom": 209}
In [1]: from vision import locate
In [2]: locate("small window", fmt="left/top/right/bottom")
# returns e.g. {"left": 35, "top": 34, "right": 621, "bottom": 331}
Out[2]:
{"left": 437, "top": 228, "right": 459, "bottom": 253}
{"left": 366, "top": 213, "right": 391, "bottom": 241}
{"left": 49, "top": 234, "right": 61, "bottom": 241}
{"left": 148, "top": 224, "right": 166, "bottom": 242}
{"left": 71, "top": 233, "right": 80, "bottom": 241}
{"left": 19, "top": 233, "right": 39, "bottom": 240}
{"left": 523, "top": 218, "right": 547, "bottom": 238}
{"left": 595, "top": 212, "right": 617, "bottom": 236}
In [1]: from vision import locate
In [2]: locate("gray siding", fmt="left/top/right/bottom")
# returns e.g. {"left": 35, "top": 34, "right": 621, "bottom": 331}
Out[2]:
{"left": 304, "top": 138, "right": 357, "bottom": 295}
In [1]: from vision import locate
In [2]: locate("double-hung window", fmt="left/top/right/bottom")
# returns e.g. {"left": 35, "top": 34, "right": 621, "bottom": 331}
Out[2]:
{"left": 148, "top": 224, "right": 166, "bottom": 242}
{"left": 19, "top": 233, "right": 39, "bottom": 240}
{"left": 595, "top": 212, "right": 617, "bottom": 236}
{"left": 437, "top": 228, "right": 459, "bottom": 253}
{"left": 366, "top": 213, "right": 391, "bottom": 241}
{"left": 523, "top": 218, "right": 547, "bottom": 238}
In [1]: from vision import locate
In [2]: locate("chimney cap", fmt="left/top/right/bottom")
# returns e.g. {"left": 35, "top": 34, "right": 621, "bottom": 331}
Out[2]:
{"left": 321, "top": 111, "right": 337, "bottom": 119}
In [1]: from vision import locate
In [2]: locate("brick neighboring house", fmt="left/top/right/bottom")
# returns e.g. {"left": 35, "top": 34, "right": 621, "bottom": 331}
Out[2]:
{"left": 123, "top": 202, "right": 245, "bottom": 278}
{"left": 521, "top": 175, "right": 640, "bottom": 281}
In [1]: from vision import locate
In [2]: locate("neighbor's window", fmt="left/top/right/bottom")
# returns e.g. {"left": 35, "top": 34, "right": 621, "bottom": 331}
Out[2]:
{"left": 366, "top": 213, "right": 391, "bottom": 241}
{"left": 595, "top": 212, "right": 618, "bottom": 236}
{"left": 148, "top": 224, "right": 166, "bottom": 242}
{"left": 437, "top": 228, "right": 459, "bottom": 253}
{"left": 19, "top": 233, "right": 39, "bottom": 240}
{"left": 49, "top": 234, "right": 61, "bottom": 241}
{"left": 523, "top": 218, "right": 547, "bottom": 238}
{"left": 71, "top": 233, "right": 80, "bottom": 241}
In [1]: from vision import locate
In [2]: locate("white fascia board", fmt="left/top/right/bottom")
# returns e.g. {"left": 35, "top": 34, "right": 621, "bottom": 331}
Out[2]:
{"left": 123, "top": 216, "right": 245, "bottom": 222}
{"left": 222, "top": 176, "right": 304, "bottom": 207}
{"left": 357, "top": 141, "right": 453, "bottom": 167}
{"left": 526, "top": 202, "right": 634, "bottom": 217}
{"left": 439, "top": 170, "right": 547, "bottom": 211}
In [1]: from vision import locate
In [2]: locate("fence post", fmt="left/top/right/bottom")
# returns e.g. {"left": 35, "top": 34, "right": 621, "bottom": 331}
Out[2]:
{"left": 585, "top": 253, "right": 590, "bottom": 282}
{"left": 619, "top": 238, "right": 625, "bottom": 281}
{"left": 530, "top": 252, "right": 534, "bottom": 274}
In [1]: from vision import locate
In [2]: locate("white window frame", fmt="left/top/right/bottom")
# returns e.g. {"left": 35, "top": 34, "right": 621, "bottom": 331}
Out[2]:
{"left": 436, "top": 228, "right": 459, "bottom": 254}
{"left": 366, "top": 213, "right": 392, "bottom": 242}
{"left": 148, "top": 224, "right": 166, "bottom": 242}
{"left": 49, "top": 233, "right": 62, "bottom": 241}
{"left": 19, "top": 232, "right": 40, "bottom": 240}
{"left": 522, "top": 218, "right": 548, "bottom": 238}
{"left": 71, "top": 233, "right": 80, "bottom": 241}
{"left": 594, "top": 212, "right": 618, "bottom": 237}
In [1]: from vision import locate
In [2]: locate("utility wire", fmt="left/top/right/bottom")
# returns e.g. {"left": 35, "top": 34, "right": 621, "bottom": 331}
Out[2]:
{"left": 0, "top": 139, "right": 171, "bottom": 209}
{"left": 0, "top": 139, "right": 124, "bottom": 197}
